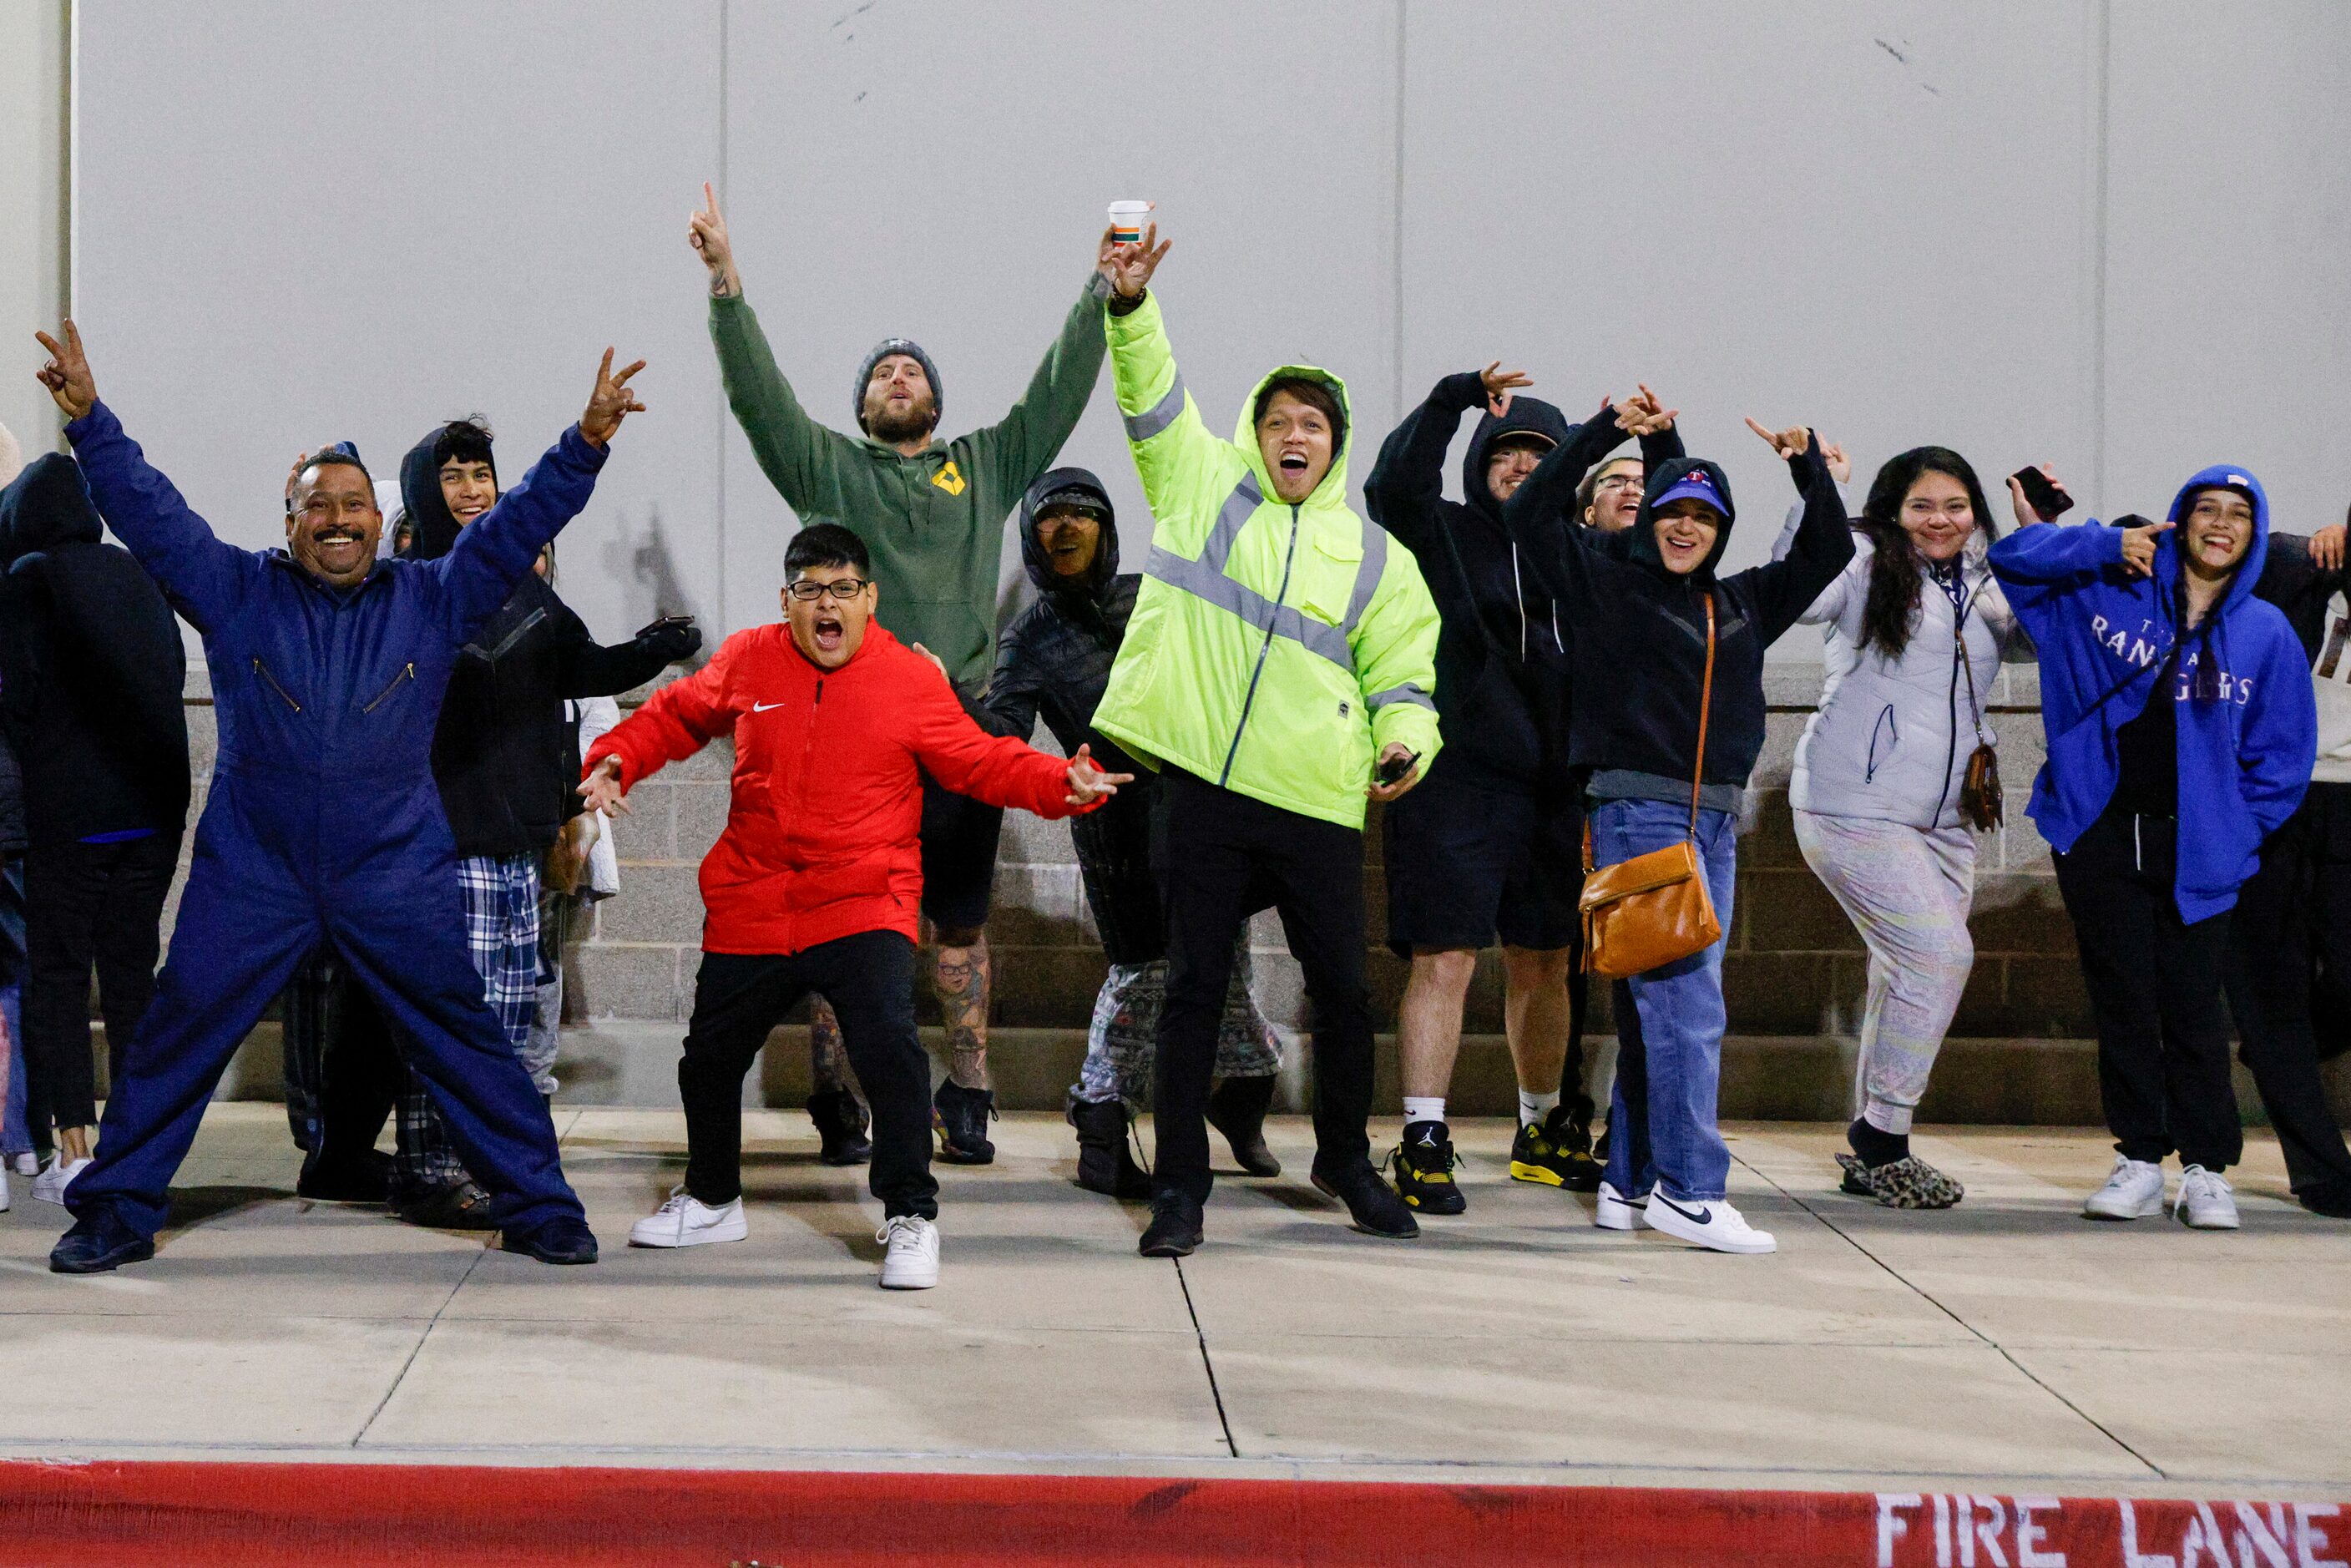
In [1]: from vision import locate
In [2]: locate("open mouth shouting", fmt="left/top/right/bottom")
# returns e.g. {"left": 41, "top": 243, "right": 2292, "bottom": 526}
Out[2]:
{"left": 810, "top": 609, "right": 846, "bottom": 655}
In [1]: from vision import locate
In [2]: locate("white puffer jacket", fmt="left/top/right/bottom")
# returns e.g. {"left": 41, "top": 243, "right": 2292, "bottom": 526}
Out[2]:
{"left": 1776, "top": 512, "right": 2035, "bottom": 831}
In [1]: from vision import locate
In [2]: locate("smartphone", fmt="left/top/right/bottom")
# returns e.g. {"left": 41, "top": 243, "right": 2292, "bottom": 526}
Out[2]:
{"left": 1376, "top": 750, "right": 1420, "bottom": 786}
{"left": 635, "top": 613, "right": 697, "bottom": 638}
{"left": 2011, "top": 467, "right": 2075, "bottom": 522}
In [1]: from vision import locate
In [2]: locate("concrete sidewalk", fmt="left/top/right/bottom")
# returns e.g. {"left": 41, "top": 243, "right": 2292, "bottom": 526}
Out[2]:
{"left": 0, "top": 1106, "right": 2341, "bottom": 1500}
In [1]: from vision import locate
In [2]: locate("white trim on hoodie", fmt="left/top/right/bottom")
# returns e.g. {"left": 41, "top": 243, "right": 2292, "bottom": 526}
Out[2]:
{"left": 1772, "top": 503, "right": 2035, "bottom": 830}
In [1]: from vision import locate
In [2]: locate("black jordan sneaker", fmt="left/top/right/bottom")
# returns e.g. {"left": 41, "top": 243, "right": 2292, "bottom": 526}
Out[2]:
{"left": 1388, "top": 1120, "right": 1466, "bottom": 1215}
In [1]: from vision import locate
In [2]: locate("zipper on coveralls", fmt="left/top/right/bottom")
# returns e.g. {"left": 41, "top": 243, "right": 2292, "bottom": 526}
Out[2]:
{"left": 1219, "top": 503, "right": 1301, "bottom": 789}
{"left": 361, "top": 663, "right": 416, "bottom": 713}
{"left": 253, "top": 657, "right": 301, "bottom": 711}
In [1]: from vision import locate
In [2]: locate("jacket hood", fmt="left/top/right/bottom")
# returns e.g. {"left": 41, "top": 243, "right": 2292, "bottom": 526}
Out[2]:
{"left": 1631, "top": 455, "right": 1737, "bottom": 577}
{"left": 2158, "top": 463, "right": 2270, "bottom": 620}
{"left": 1017, "top": 466, "right": 1119, "bottom": 599}
{"left": 397, "top": 426, "right": 486, "bottom": 562}
{"left": 0, "top": 453, "right": 104, "bottom": 564}
{"left": 1234, "top": 364, "right": 1352, "bottom": 507}
{"left": 1462, "top": 396, "right": 1573, "bottom": 522}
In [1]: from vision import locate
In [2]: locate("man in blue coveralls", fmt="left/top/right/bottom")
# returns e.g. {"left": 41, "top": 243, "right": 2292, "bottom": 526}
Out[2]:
{"left": 32, "top": 319, "right": 645, "bottom": 1272}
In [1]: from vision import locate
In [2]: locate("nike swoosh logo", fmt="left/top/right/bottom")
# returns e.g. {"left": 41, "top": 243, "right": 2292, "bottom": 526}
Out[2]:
{"left": 751, "top": 701, "right": 784, "bottom": 712}
{"left": 1654, "top": 1195, "right": 1713, "bottom": 1227}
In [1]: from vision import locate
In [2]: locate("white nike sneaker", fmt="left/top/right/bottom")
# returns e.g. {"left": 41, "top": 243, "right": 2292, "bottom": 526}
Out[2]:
{"left": 32, "top": 1154, "right": 91, "bottom": 1206}
{"left": 1594, "top": 1181, "right": 1651, "bottom": 1232}
{"left": 2173, "top": 1165, "right": 2240, "bottom": 1231}
{"left": 877, "top": 1214, "right": 940, "bottom": 1290}
{"left": 627, "top": 1187, "right": 748, "bottom": 1248}
{"left": 2082, "top": 1156, "right": 2166, "bottom": 1220}
{"left": 1646, "top": 1191, "right": 1777, "bottom": 1254}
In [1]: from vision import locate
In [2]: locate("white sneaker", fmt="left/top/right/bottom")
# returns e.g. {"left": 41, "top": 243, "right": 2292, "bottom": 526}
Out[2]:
{"left": 32, "top": 1155, "right": 91, "bottom": 1206}
{"left": 1646, "top": 1191, "right": 1777, "bottom": 1255}
{"left": 627, "top": 1187, "right": 747, "bottom": 1248}
{"left": 10, "top": 1152, "right": 36, "bottom": 1178}
{"left": 2083, "top": 1155, "right": 2166, "bottom": 1220}
{"left": 877, "top": 1214, "right": 940, "bottom": 1290}
{"left": 1594, "top": 1181, "right": 1651, "bottom": 1232}
{"left": 2174, "top": 1165, "right": 2240, "bottom": 1231}
{"left": 0, "top": 1167, "right": 11, "bottom": 1212}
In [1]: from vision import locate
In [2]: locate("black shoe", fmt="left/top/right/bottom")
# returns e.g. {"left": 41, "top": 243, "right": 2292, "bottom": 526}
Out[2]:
{"left": 1206, "top": 1074, "right": 1282, "bottom": 1177}
{"left": 807, "top": 1089, "right": 872, "bottom": 1167}
{"left": 933, "top": 1081, "right": 997, "bottom": 1166}
{"left": 297, "top": 1147, "right": 392, "bottom": 1204}
{"left": 1388, "top": 1120, "right": 1465, "bottom": 1215}
{"left": 2298, "top": 1181, "right": 2351, "bottom": 1219}
{"left": 1138, "top": 1191, "right": 1205, "bottom": 1257}
{"left": 396, "top": 1179, "right": 501, "bottom": 1232}
{"left": 1311, "top": 1158, "right": 1419, "bottom": 1239}
{"left": 1509, "top": 1106, "right": 1601, "bottom": 1192}
{"left": 1069, "top": 1097, "right": 1152, "bottom": 1199}
{"left": 501, "top": 1216, "right": 599, "bottom": 1265}
{"left": 49, "top": 1209, "right": 156, "bottom": 1274}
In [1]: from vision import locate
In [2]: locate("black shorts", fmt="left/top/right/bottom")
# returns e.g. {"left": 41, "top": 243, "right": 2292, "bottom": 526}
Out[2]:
{"left": 1383, "top": 759, "right": 1582, "bottom": 958}
{"left": 918, "top": 778, "right": 1005, "bottom": 933}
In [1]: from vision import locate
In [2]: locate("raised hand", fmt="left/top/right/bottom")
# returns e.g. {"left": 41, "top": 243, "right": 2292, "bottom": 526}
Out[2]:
{"left": 2006, "top": 464, "right": 2070, "bottom": 529}
{"left": 1064, "top": 742, "right": 1134, "bottom": 807}
{"left": 1744, "top": 417, "right": 1813, "bottom": 461}
{"left": 689, "top": 182, "right": 740, "bottom": 299}
{"left": 1823, "top": 443, "right": 1853, "bottom": 486}
{"left": 1097, "top": 220, "right": 1170, "bottom": 301}
{"left": 2117, "top": 517, "right": 2174, "bottom": 578}
{"left": 579, "top": 755, "right": 630, "bottom": 817}
{"left": 33, "top": 321, "right": 95, "bottom": 421}
{"left": 1616, "top": 383, "right": 1679, "bottom": 438}
{"left": 1479, "top": 362, "right": 1534, "bottom": 417}
{"left": 2312, "top": 523, "right": 2348, "bottom": 574}
{"left": 580, "top": 347, "right": 648, "bottom": 448}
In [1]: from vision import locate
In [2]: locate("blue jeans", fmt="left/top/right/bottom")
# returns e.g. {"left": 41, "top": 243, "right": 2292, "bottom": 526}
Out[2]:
{"left": 1593, "top": 799, "right": 1738, "bottom": 1204}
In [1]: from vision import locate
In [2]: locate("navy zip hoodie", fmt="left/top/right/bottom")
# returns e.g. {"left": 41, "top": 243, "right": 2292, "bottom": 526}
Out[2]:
{"left": 1499, "top": 411, "right": 1855, "bottom": 808}
{"left": 1989, "top": 465, "right": 2315, "bottom": 921}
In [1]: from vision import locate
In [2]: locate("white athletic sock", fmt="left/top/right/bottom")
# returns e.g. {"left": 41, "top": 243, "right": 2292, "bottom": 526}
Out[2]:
{"left": 1403, "top": 1096, "right": 1446, "bottom": 1129}
{"left": 1519, "top": 1088, "right": 1560, "bottom": 1128}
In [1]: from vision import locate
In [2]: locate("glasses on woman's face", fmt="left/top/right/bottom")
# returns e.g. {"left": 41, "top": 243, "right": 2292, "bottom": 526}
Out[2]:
{"left": 1595, "top": 473, "right": 1643, "bottom": 493}
{"left": 785, "top": 577, "right": 872, "bottom": 602}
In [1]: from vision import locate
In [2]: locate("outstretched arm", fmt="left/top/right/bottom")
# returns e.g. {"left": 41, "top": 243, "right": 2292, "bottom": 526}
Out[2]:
{"left": 579, "top": 639, "right": 736, "bottom": 812}
{"left": 1496, "top": 398, "right": 1633, "bottom": 614}
{"left": 1737, "top": 421, "right": 1858, "bottom": 645}
{"left": 907, "top": 662, "right": 1124, "bottom": 818}
{"left": 695, "top": 182, "right": 866, "bottom": 510}
{"left": 40, "top": 321, "right": 255, "bottom": 633}
{"left": 1365, "top": 368, "right": 1524, "bottom": 554}
{"left": 552, "top": 603, "right": 701, "bottom": 699}
{"left": 436, "top": 349, "right": 638, "bottom": 633}
{"left": 970, "top": 266, "right": 1114, "bottom": 509}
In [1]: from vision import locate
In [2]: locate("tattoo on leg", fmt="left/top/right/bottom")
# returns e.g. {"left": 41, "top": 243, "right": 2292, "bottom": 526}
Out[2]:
{"left": 808, "top": 995, "right": 851, "bottom": 1095}
{"left": 933, "top": 935, "right": 992, "bottom": 1090}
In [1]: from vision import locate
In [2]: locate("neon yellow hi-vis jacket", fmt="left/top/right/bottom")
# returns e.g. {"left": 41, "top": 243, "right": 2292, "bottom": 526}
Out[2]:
{"left": 1090, "top": 293, "right": 1443, "bottom": 832}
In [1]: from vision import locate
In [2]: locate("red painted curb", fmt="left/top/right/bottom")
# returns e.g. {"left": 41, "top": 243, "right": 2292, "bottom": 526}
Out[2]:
{"left": 0, "top": 1461, "right": 2339, "bottom": 1566}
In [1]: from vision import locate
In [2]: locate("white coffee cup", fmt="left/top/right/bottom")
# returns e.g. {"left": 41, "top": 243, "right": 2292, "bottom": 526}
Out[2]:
{"left": 1107, "top": 200, "right": 1155, "bottom": 245}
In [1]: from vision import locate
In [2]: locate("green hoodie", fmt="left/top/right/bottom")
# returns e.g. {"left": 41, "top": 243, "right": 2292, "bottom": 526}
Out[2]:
{"left": 1090, "top": 292, "right": 1443, "bottom": 831}
{"left": 710, "top": 274, "right": 1112, "bottom": 687}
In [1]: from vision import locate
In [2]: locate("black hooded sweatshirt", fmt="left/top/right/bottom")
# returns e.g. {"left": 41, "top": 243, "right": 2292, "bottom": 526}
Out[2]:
{"left": 1499, "top": 411, "right": 1854, "bottom": 811}
{"left": 1367, "top": 374, "right": 1682, "bottom": 790}
{"left": 397, "top": 430, "right": 685, "bottom": 860}
{"left": 0, "top": 453, "right": 190, "bottom": 847}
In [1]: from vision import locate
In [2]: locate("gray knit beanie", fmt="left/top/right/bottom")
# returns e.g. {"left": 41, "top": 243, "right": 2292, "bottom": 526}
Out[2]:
{"left": 852, "top": 338, "right": 943, "bottom": 433}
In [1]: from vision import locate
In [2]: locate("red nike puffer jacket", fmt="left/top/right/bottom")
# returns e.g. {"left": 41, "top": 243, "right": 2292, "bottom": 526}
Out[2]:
{"left": 586, "top": 621, "right": 1089, "bottom": 956}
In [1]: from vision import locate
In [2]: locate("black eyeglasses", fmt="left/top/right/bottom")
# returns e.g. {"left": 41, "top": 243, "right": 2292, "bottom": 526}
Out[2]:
{"left": 786, "top": 577, "right": 872, "bottom": 601}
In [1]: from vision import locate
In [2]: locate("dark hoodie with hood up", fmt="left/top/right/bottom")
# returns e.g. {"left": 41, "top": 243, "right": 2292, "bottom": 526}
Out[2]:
{"left": 0, "top": 453, "right": 189, "bottom": 847}
{"left": 398, "top": 430, "right": 691, "bottom": 861}
{"left": 983, "top": 468, "right": 1156, "bottom": 948}
{"left": 1368, "top": 373, "right": 1683, "bottom": 790}
{"left": 1499, "top": 410, "right": 1856, "bottom": 812}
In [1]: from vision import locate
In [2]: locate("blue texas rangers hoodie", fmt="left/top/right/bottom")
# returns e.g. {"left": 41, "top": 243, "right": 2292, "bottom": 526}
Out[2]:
{"left": 1988, "top": 464, "right": 2316, "bottom": 921}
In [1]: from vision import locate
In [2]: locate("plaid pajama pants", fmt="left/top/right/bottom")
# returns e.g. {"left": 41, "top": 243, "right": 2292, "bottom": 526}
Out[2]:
{"left": 284, "top": 852, "right": 543, "bottom": 1194}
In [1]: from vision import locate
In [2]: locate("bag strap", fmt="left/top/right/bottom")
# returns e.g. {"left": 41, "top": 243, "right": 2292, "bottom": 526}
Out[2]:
{"left": 1954, "top": 585, "right": 1994, "bottom": 746}
{"left": 1689, "top": 592, "right": 1715, "bottom": 838}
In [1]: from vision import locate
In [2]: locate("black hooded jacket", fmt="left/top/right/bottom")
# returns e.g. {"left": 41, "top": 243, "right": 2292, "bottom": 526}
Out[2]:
{"left": 398, "top": 430, "right": 688, "bottom": 859}
{"left": 1367, "top": 374, "right": 1681, "bottom": 790}
{"left": 1499, "top": 411, "right": 1855, "bottom": 809}
{"left": 983, "top": 468, "right": 1160, "bottom": 952}
{"left": 0, "top": 453, "right": 190, "bottom": 847}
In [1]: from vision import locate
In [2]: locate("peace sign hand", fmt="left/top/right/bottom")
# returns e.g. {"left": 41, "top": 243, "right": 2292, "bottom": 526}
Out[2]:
{"left": 580, "top": 348, "right": 648, "bottom": 448}
{"left": 689, "top": 182, "right": 740, "bottom": 299}
{"left": 1744, "top": 417, "right": 1813, "bottom": 461}
{"left": 33, "top": 321, "right": 95, "bottom": 421}
{"left": 1479, "top": 362, "right": 1534, "bottom": 417}
{"left": 1097, "top": 221, "right": 1170, "bottom": 301}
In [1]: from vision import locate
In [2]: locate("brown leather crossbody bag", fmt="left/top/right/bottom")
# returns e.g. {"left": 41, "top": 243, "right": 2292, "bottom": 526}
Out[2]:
{"left": 1580, "top": 594, "right": 1724, "bottom": 978}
